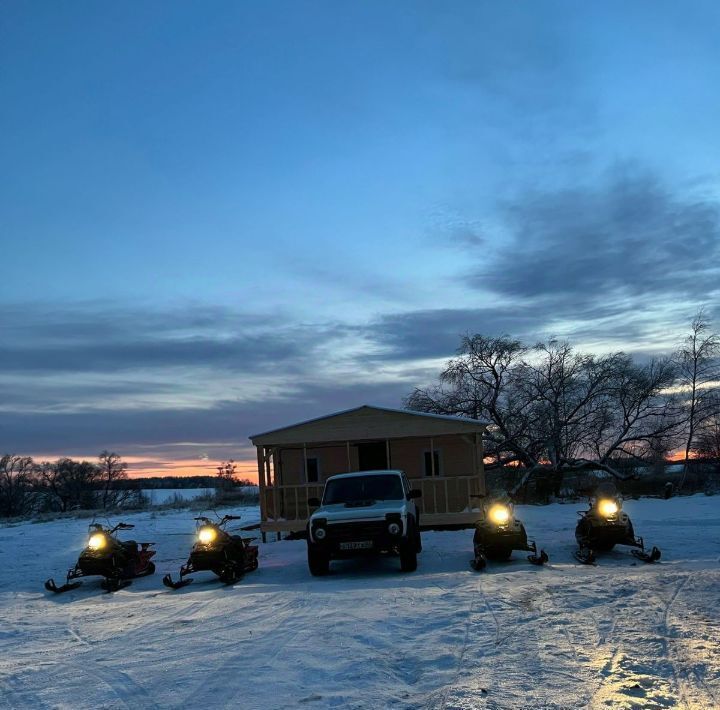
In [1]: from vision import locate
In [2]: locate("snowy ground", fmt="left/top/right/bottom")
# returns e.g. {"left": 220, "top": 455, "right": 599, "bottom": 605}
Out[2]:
{"left": 140, "top": 487, "right": 213, "bottom": 504}
{"left": 1, "top": 496, "right": 719, "bottom": 710}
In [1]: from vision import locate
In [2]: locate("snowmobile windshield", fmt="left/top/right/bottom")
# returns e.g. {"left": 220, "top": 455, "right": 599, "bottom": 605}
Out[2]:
{"left": 323, "top": 475, "right": 404, "bottom": 505}
{"left": 595, "top": 482, "right": 619, "bottom": 498}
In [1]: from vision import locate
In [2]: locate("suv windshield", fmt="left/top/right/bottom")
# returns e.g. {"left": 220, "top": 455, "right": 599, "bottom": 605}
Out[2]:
{"left": 323, "top": 474, "right": 404, "bottom": 505}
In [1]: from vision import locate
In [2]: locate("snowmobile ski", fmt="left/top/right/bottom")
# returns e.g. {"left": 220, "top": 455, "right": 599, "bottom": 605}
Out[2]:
{"left": 101, "top": 577, "right": 132, "bottom": 592}
{"left": 44, "top": 578, "right": 83, "bottom": 594}
{"left": 162, "top": 574, "right": 193, "bottom": 590}
{"left": 573, "top": 548, "right": 596, "bottom": 565}
{"left": 631, "top": 546, "right": 661, "bottom": 563}
{"left": 528, "top": 549, "right": 549, "bottom": 566}
{"left": 470, "top": 554, "right": 487, "bottom": 571}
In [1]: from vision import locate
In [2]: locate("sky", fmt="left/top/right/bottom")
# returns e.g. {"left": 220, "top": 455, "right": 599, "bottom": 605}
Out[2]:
{"left": 1, "top": 1, "right": 720, "bottom": 479}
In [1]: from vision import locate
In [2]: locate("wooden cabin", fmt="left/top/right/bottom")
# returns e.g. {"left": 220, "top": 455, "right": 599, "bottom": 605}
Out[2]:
{"left": 249, "top": 405, "right": 488, "bottom": 539}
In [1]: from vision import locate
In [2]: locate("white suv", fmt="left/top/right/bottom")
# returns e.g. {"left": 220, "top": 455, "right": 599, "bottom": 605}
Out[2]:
{"left": 306, "top": 470, "right": 422, "bottom": 575}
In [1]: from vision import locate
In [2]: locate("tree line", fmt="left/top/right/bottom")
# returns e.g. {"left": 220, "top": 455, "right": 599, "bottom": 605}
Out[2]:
{"left": 406, "top": 311, "right": 720, "bottom": 497}
{"left": 0, "top": 451, "right": 136, "bottom": 517}
{"left": 0, "top": 452, "right": 255, "bottom": 518}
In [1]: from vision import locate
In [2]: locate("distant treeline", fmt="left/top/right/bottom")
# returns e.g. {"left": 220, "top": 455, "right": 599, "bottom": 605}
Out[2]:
{"left": 0, "top": 453, "right": 254, "bottom": 519}
{"left": 116, "top": 475, "right": 256, "bottom": 490}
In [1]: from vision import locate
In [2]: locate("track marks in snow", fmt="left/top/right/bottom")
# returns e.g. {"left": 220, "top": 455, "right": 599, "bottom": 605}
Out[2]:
{"left": 662, "top": 573, "right": 720, "bottom": 709}
{"left": 3, "top": 499, "right": 720, "bottom": 709}
{"left": 585, "top": 572, "right": 720, "bottom": 710}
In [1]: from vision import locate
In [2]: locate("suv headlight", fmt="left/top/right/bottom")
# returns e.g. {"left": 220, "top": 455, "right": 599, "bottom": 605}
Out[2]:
{"left": 311, "top": 518, "right": 327, "bottom": 542}
{"left": 386, "top": 513, "right": 403, "bottom": 536}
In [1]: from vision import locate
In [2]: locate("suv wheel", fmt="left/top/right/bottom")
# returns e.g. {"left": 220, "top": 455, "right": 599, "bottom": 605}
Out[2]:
{"left": 400, "top": 520, "right": 418, "bottom": 572}
{"left": 307, "top": 546, "right": 330, "bottom": 576}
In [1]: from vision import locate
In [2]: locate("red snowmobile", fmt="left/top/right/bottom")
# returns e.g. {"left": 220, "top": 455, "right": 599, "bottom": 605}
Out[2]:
{"left": 163, "top": 514, "right": 259, "bottom": 589}
{"left": 45, "top": 522, "right": 156, "bottom": 593}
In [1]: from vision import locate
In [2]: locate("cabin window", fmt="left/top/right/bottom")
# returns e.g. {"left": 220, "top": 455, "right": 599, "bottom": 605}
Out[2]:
{"left": 423, "top": 450, "right": 441, "bottom": 477}
{"left": 306, "top": 457, "right": 320, "bottom": 483}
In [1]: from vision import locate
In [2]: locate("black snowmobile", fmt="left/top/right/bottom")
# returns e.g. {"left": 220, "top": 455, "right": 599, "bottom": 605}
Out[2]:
{"left": 470, "top": 495, "right": 548, "bottom": 571}
{"left": 45, "top": 522, "right": 156, "bottom": 593}
{"left": 574, "top": 483, "right": 661, "bottom": 565}
{"left": 163, "top": 514, "right": 259, "bottom": 589}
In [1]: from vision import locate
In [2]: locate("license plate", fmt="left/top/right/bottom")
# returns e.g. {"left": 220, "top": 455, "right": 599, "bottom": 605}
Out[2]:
{"left": 339, "top": 541, "right": 373, "bottom": 550}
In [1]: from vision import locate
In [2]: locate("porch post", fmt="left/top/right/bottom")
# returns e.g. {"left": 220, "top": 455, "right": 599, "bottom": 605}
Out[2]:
{"left": 303, "top": 443, "right": 308, "bottom": 483}
{"left": 268, "top": 449, "right": 279, "bottom": 539}
{"left": 256, "top": 446, "right": 267, "bottom": 543}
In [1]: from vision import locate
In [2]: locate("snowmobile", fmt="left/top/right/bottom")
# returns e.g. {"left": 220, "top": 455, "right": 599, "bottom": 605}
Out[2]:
{"left": 45, "top": 522, "right": 156, "bottom": 593}
{"left": 574, "top": 482, "right": 661, "bottom": 565}
{"left": 469, "top": 495, "right": 548, "bottom": 571}
{"left": 163, "top": 514, "right": 259, "bottom": 589}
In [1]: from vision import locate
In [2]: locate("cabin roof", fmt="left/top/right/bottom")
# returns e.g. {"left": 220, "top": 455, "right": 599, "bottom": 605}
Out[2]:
{"left": 249, "top": 404, "right": 488, "bottom": 446}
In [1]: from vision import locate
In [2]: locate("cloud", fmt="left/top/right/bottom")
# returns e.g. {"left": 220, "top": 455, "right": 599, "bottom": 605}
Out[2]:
{"left": 0, "top": 380, "right": 413, "bottom": 460}
{"left": 4, "top": 170, "right": 717, "bottom": 464}
{"left": 471, "top": 167, "right": 720, "bottom": 308}
{"left": 0, "top": 302, "right": 338, "bottom": 374}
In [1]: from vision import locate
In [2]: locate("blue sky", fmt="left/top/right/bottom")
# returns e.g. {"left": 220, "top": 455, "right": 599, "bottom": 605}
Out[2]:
{"left": 1, "top": 2, "right": 719, "bottom": 475}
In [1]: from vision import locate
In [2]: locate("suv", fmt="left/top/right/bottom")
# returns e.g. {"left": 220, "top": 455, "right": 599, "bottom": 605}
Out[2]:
{"left": 306, "top": 470, "right": 422, "bottom": 576}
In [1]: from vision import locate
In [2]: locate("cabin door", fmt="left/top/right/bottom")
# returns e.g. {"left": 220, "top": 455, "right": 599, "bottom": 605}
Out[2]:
{"left": 357, "top": 442, "right": 388, "bottom": 471}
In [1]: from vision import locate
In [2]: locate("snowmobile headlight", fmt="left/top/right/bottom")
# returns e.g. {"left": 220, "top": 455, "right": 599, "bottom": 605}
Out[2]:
{"left": 598, "top": 500, "right": 618, "bottom": 517}
{"left": 488, "top": 504, "right": 510, "bottom": 525}
{"left": 88, "top": 533, "right": 107, "bottom": 550}
{"left": 198, "top": 527, "right": 217, "bottom": 544}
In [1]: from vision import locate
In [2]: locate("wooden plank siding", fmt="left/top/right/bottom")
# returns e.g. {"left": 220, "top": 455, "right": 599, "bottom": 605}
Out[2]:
{"left": 250, "top": 406, "right": 487, "bottom": 536}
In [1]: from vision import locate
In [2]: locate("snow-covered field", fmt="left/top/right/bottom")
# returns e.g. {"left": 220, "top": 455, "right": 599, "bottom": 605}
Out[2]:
{"left": 140, "top": 486, "right": 259, "bottom": 504}
{"left": 1, "top": 496, "right": 719, "bottom": 709}
{"left": 140, "top": 488, "right": 213, "bottom": 504}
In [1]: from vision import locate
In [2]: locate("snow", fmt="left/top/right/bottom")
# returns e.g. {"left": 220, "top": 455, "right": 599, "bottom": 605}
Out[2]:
{"left": 1, "top": 496, "right": 719, "bottom": 709}
{"left": 140, "top": 488, "right": 213, "bottom": 504}
{"left": 140, "top": 486, "right": 259, "bottom": 505}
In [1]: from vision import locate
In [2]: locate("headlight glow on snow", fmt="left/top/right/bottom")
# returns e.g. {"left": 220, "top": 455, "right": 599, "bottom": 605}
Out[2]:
{"left": 88, "top": 533, "right": 106, "bottom": 550}
{"left": 488, "top": 504, "right": 510, "bottom": 525}
{"left": 598, "top": 499, "right": 618, "bottom": 517}
{"left": 198, "top": 527, "right": 217, "bottom": 544}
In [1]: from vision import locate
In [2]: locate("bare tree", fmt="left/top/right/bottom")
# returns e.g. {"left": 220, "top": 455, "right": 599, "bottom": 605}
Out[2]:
{"left": 696, "top": 416, "right": 720, "bottom": 460}
{"left": 695, "top": 415, "right": 720, "bottom": 485}
{"left": 40, "top": 458, "right": 101, "bottom": 512}
{"left": 676, "top": 310, "right": 720, "bottom": 489}
{"left": 0, "top": 455, "right": 38, "bottom": 517}
{"left": 97, "top": 451, "right": 130, "bottom": 509}
{"left": 406, "top": 334, "right": 678, "bottom": 497}
{"left": 216, "top": 459, "right": 237, "bottom": 490}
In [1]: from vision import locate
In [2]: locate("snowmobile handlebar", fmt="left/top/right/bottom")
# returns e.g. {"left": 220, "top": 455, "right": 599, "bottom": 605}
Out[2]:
{"left": 193, "top": 515, "right": 241, "bottom": 527}
{"left": 111, "top": 523, "right": 135, "bottom": 532}
{"left": 90, "top": 522, "right": 134, "bottom": 534}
